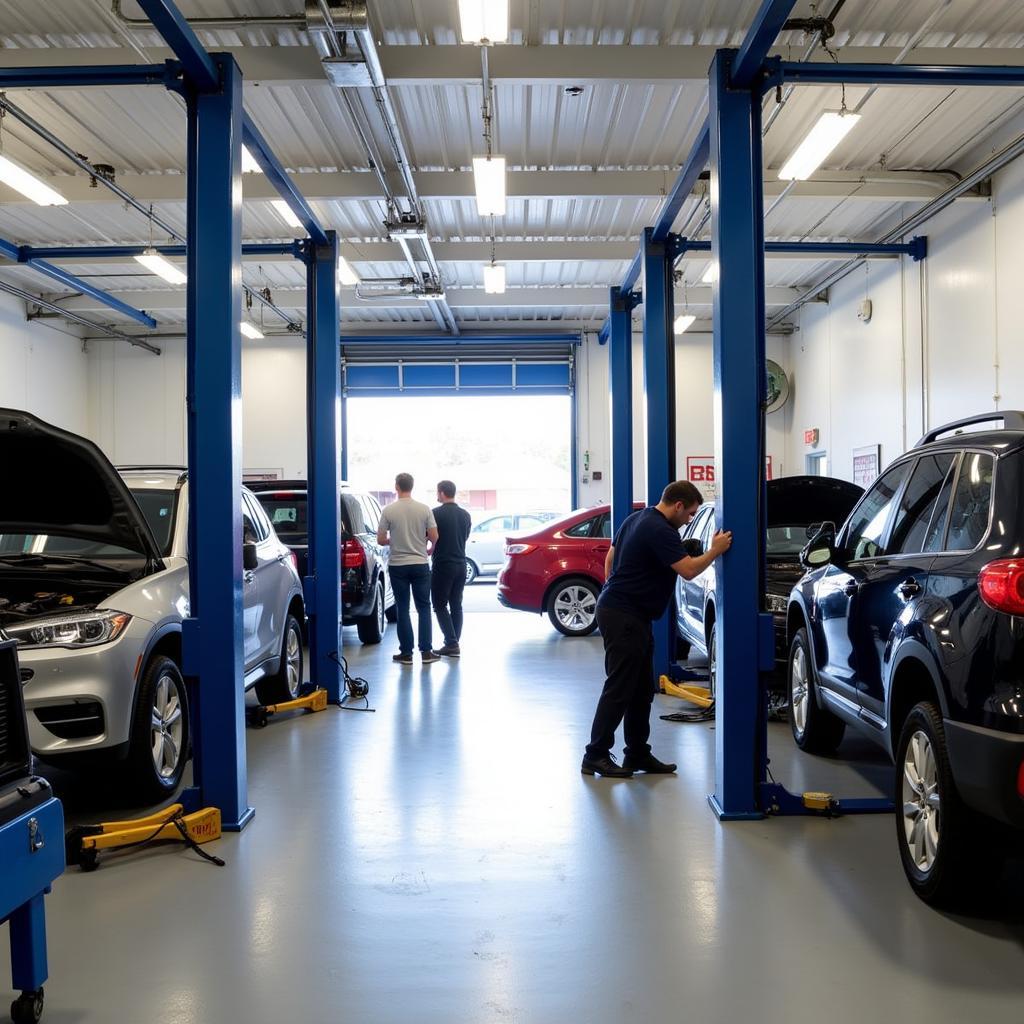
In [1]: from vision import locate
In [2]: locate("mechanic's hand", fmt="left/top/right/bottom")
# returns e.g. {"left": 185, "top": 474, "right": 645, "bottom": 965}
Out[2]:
{"left": 710, "top": 530, "right": 733, "bottom": 556}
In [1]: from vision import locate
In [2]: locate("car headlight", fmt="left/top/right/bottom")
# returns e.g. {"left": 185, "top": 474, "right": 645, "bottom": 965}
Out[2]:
{"left": 764, "top": 594, "right": 788, "bottom": 613}
{"left": 2, "top": 610, "right": 133, "bottom": 649}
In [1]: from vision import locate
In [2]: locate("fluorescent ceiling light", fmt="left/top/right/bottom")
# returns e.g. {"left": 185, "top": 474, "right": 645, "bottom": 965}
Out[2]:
{"left": 271, "top": 199, "right": 303, "bottom": 229}
{"left": 701, "top": 263, "right": 719, "bottom": 284}
{"left": 778, "top": 110, "right": 861, "bottom": 181}
{"left": 472, "top": 155, "right": 506, "bottom": 216}
{"left": 673, "top": 314, "right": 696, "bottom": 335}
{"left": 458, "top": 0, "right": 509, "bottom": 43}
{"left": 134, "top": 249, "right": 187, "bottom": 285}
{"left": 240, "top": 321, "right": 264, "bottom": 339}
{"left": 483, "top": 262, "right": 506, "bottom": 294}
{"left": 338, "top": 256, "right": 360, "bottom": 286}
{"left": 0, "top": 154, "right": 68, "bottom": 206}
{"left": 241, "top": 146, "right": 261, "bottom": 174}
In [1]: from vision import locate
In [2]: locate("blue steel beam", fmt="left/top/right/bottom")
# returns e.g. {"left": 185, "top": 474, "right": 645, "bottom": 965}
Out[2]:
{"left": 674, "top": 239, "right": 924, "bottom": 257}
{"left": 0, "top": 63, "right": 179, "bottom": 90}
{"left": 609, "top": 287, "right": 639, "bottom": 539}
{"left": 570, "top": 380, "right": 580, "bottom": 510}
{"left": 180, "top": 54, "right": 252, "bottom": 831}
{"left": 24, "top": 243, "right": 302, "bottom": 260}
{"left": 763, "top": 59, "right": 1024, "bottom": 92}
{"left": 708, "top": 49, "right": 772, "bottom": 822}
{"left": 305, "top": 234, "right": 343, "bottom": 705}
{"left": 0, "top": 237, "right": 157, "bottom": 329}
{"left": 134, "top": 0, "right": 218, "bottom": 92}
{"left": 340, "top": 333, "right": 581, "bottom": 345}
{"left": 732, "top": 0, "right": 798, "bottom": 89}
{"left": 642, "top": 228, "right": 678, "bottom": 685}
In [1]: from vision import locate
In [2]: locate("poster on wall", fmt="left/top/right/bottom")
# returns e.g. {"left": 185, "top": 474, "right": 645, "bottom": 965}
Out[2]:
{"left": 852, "top": 445, "right": 881, "bottom": 489}
{"left": 684, "top": 456, "right": 775, "bottom": 500}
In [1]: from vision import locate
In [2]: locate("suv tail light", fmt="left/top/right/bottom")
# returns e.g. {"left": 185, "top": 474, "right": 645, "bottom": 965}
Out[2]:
{"left": 978, "top": 559, "right": 1024, "bottom": 615}
{"left": 505, "top": 543, "right": 536, "bottom": 557}
{"left": 287, "top": 550, "right": 298, "bottom": 574}
{"left": 342, "top": 538, "right": 365, "bottom": 569}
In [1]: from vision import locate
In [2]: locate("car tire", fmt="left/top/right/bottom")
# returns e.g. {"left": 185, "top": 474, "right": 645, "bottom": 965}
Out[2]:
{"left": 674, "top": 633, "right": 692, "bottom": 661}
{"left": 128, "top": 655, "right": 189, "bottom": 803}
{"left": 895, "top": 702, "right": 979, "bottom": 906}
{"left": 465, "top": 559, "right": 479, "bottom": 585}
{"left": 787, "top": 627, "right": 845, "bottom": 753}
{"left": 706, "top": 620, "right": 717, "bottom": 700}
{"left": 356, "top": 582, "right": 386, "bottom": 645}
{"left": 255, "top": 614, "right": 304, "bottom": 705}
{"left": 547, "top": 577, "right": 600, "bottom": 637}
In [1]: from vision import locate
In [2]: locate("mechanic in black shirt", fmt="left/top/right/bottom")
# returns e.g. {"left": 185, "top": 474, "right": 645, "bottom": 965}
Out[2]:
{"left": 431, "top": 479, "right": 473, "bottom": 658}
{"left": 582, "top": 480, "right": 732, "bottom": 778}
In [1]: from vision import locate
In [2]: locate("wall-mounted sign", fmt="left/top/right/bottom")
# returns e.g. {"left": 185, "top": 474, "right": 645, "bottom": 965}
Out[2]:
{"left": 685, "top": 456, "right": 775, "bottom": 499}
{"left": 852, "top": 444, "right": 881, "bottom": 489}
{"left": 803, "top": 428, "right": 819, "bottom": 447}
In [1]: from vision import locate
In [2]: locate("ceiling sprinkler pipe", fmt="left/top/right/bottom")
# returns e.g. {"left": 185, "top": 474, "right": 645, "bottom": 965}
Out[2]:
{"left": 111, "top": 0, "right": 308, "bottom": 29}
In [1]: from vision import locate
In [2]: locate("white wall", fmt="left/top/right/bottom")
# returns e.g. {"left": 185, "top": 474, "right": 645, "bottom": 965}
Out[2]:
{"left": 0, "top": 291, "right": 88, "bottom": 432}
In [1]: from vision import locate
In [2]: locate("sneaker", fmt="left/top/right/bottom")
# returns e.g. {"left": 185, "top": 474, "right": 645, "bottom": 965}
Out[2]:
{"left": 420, "top": 651, "right": 441, "bottom": 664}
{"left": 392, "top": 653, "right": 413, "bottom": 666}
{"left": 436, "top": 644, "right": 461, "bottom": 658}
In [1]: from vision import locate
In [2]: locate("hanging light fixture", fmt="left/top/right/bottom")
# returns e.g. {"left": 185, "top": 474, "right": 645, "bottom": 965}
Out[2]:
{"left": 473, "top": 156, "right": 506, "bottom": 216}
{"left": 458, "top": 0, "right": 509, "bottom": 44}
{"left": 239, "top": 321, "right": 264, "bottom": 339}
{"left": 338, "top": 255, "right": 360, "bottom": 286}
{"left": 701, "top": 263, "right": 719, "bottom": 284}
{"left": 134, "top": 249, "right": 186, "bottom": 285}
{"left": 778, "top": 110, "right": 861, "bottom": 181}
{"left": 673, "top": 314, "right": 696, "bottom": 335}
{"left": 0, "top": 154, "right": 68, "bottom": 206}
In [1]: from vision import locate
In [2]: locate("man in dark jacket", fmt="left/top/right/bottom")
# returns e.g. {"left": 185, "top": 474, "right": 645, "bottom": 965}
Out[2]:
{"left": 582, "top": 480, "right": 733, "bottom": 778}
{"left": 431, "top": 479, "right": 473, "bottom": 658}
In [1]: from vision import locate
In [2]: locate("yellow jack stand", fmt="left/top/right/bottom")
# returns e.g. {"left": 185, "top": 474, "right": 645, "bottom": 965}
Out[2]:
{"left": 65, "top": 804, "right": 223, "bottom": 872}
{"left": 659, "top": 675, "right": 714, "bottom": 709}
{"left": 247, "top": 687, "right": 329, "bottom": 728}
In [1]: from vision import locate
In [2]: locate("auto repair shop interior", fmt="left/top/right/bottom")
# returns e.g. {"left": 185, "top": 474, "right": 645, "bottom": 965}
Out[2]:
{"left": 1, "top": 2, "right": 1024, "bottom": 1023}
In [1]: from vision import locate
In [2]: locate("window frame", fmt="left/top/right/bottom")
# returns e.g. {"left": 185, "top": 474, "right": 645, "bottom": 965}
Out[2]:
{"left": 839, "top": 459, "right": 913, "bottom": 563}
{"left": 887, "top": 451, "right": 959, "bottom": 557}
{"left": 932, "top": 449, "right": 998, "bottom": 556}
{"left": 563, "top": 515, "right": 599, "bottom": 539}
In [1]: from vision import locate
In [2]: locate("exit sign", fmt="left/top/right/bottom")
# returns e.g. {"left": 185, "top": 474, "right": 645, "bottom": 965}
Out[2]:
{"left": 804, "top": 428, "right": 820, "bottom": 447}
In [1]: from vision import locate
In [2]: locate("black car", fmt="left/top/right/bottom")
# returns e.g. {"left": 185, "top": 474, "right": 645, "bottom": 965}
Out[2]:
{"left": 675, "top": 476, "right": 863, "bottom": 686}
{"left": 248, "top": 481, "right": 395, "bottom": 644}
{"left": 787, "top": 412, "right": 1024, "bottom": 903}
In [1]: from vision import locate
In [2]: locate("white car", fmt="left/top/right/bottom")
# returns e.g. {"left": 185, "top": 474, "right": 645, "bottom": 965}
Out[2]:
{"left": 0, "top": 410, "right": 306, "bottom": 801}
{"left": 464, "top": 511, "right": 561, "bottom": 582}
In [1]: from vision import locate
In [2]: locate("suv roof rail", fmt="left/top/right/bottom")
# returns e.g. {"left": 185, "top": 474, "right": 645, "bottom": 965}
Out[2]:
{"left": 916, "top": 411, "right": 1024, "bottom": 447}
{"left": 116, "top": 464, "right": 188, "bottom": 471}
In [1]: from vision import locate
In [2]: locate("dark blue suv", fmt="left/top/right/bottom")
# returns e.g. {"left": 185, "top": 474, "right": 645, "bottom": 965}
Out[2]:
{"left": 787, "top": 412, "right": 1024, "bottom": 904}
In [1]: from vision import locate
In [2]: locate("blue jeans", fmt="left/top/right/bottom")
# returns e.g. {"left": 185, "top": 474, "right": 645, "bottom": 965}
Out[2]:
{"left": 389, "top": 563, "right": 433, "bottom": 654}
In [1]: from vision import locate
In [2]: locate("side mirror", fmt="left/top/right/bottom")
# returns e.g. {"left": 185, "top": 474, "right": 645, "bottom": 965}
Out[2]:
{"left": 805, "top": 522, "right": 822, "bottom": 539}
{"left": 243, "top": 541, "right": 259, "bottom": 571}
{"left": 801, "top": 522, "right": 836, "bottom": 570}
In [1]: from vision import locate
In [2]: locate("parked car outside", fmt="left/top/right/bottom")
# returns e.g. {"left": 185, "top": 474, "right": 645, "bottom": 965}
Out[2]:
{"left": 465, "top": 511, "right": 562, "bottom": 583}
{"left": 0, "top": 409, "right": 306, "bottom": 801}
{"left": 248, "top": 481, "right": 395, "bottom": 644}
{"left": 676, "top": 476, "right": 863, "bottom": 689}
{"left": 786, "top": 412, "right": 1024, "bottom": 903}
{"left": 497, "top": 504, "right": 642, "bottom": 636}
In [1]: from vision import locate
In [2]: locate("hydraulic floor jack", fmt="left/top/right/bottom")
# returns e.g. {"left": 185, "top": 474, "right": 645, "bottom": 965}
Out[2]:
{"left": 246, "top": 687, "right": 329, "bottom": 728}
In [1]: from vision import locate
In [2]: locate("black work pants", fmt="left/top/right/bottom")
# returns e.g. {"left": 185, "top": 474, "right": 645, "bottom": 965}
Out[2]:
{"left": 431, "top": 560, "right": 466, "bottom": 646}
{"left": 585, "top": 606, "right": 655, "bottom": 761}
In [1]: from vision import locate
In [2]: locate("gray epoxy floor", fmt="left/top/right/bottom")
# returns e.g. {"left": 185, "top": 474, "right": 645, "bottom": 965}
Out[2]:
{"left": 4, "top": 585, "right": 1024, "bottom": 1024}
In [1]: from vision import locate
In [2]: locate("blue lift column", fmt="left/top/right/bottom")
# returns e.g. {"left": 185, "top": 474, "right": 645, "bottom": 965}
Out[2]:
{"left": 305, "top": 232, "right": 343, "bottom": 704}
{"left": 641, "top": 228, "right": 678, "bottom": 682}
{"left": 609, "top": 286, "right": 639, "bottom": 538}
{"left": 181, "top": 53, "right": 253, "bottom": 830}
{"left": 708, "top": 48, "right": 773, "bottom": 821}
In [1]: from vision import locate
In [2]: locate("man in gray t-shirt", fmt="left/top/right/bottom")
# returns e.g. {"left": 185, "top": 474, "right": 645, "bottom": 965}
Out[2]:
{"left": 377, "top": 472, "right": 439, "bottom": 664}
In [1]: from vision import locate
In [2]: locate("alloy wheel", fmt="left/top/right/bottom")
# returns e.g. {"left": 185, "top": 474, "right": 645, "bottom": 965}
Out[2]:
{"left": 790, "top": 644, "right": 809, "bottom": 739}
{"left": 376, "top": 585, "right": 386, "bottom": 637}
{"left": 150, "top": 672, "right": 184, "bottom": 780}
{"left": 285, "top": 624, "right": 302, "bottom": 698}
{"left": 554, "top": 585, "right": 597, "bottom": 632}
{"left": 902, "top": 729, "right": 941, "bottom": 873}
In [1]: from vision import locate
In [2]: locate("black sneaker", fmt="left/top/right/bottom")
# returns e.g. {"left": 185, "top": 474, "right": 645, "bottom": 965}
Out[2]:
{"left": 392, "top": 653, "right": 413, "bottom": 666}
{"left": 436, "top": 644, "right": 461, "bottom": 658}
{"left": 622, "top": 753, "right": 677, "bottom": 774}
{"left": 420, "top": 651, "right": 441, "bottom": 664}
{"left": 580, "top": 754, "right": 633, "bottom": 778}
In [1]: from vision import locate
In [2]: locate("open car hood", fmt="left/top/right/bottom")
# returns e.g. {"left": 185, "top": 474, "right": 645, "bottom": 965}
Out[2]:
{"left": 0, "top": 408, "right": 163, "bottom": 562}
{"left": 767, "top": 475, "right": 863, "bottom": 529}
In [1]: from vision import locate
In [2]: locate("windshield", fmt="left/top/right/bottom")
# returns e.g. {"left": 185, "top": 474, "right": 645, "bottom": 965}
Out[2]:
{"left": 257, "top": 496, "right": 309, "bottom": 545}
{"left": 0, "top": 532, "right": 141, "bottom": 560}
{"left": 766, "top": 525, "right": 814, "bottom": 557}
{"left": 130, "top": 488, "right": 179, "bottom": 556}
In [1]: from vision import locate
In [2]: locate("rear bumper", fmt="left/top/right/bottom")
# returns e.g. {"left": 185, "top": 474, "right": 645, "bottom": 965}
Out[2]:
{"left": 496, "top": 587, "right": 539, "bottom": 614}
{"left": 944, "top": 719, "right": 1024, "bottom": 828}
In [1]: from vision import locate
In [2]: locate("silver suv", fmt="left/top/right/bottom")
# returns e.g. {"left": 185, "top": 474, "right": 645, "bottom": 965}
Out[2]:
{"left": 0, "top": 410, "right": 306, "bottom": 801}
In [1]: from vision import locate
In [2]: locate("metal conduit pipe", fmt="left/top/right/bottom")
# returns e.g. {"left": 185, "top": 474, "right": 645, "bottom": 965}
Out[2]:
{"left": 767, "top": 126, "right": 1024, "bottom": 328}
{"left": 111, "top": 0, "right": 305, "bottom": 30}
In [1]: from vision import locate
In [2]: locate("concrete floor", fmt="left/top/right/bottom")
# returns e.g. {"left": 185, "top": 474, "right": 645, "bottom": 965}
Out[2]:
{"left": 4, "top": 584, "right": 1024, "bottom": 1023}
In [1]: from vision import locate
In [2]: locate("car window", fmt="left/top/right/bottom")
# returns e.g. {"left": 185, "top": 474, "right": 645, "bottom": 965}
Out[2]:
{"left": 944, "top": 452, "right": 994, "bottom": 551}
{"left": 341, "top": 495, "right": 366, "bottom": 536}
{"left": 517, "top": 515, "right": 544, "bottom": 530}
{"left": 595, "top": 514, "right": 612, "bottom": 539}
{"left": 256, "top": 494, "right": 308, "bottom": 545}
{"left": 358, "top": 495, "right": 379, "bottom": 533}
{"left": 564, "top": 516, "right": 597, "bottom": 538}
{"left": 923, "top": 457, "right": 960, "bottom": 553}
{"left": 130, "top": 488, "right": 179, "bottom": 556}
{"left": 242, "top": 506, "right": 259, "bottom": 546}
{"left": 843, "top": 463, "right": 910, "bottom": 560}
{"left": 700, "top": 510, "right": 716, "bottom": 547}
{"left": 478, "top": 516, "right": 513, "bottom": 533}
{"left": 889, "top": 453, "right": 957, "bottom": 555}
{"left": 681, "top": 508, "right": 709, "bottom": 541}
{"left": 247, "top": 492, "right": 273, "bottom": 541}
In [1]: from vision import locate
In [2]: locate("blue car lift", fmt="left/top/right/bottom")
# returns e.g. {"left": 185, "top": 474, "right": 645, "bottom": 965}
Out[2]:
{"left": 0, "top": 0, "right": 343, "bottom": 835}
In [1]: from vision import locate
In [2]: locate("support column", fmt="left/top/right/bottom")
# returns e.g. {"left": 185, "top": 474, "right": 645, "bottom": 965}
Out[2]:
{"left": 182, "top": 54, "right": 252, "bottom": 830}
{"left": 609, "top": 286, "right": 637, "bottom": 537}
{"left": 305, "top": 233, "right": 343, "bottom": 704}
{"left": 642, "top": 228, "right": 678, "bottom": 682}
{"left": 708, "top": 48, "right": 771, "bottom": 820}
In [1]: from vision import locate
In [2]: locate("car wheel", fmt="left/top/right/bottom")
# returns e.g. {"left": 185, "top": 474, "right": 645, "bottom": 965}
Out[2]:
{"left": 706, "top": 621, "right": 717, "bottom": 700}
{"left": 356, "top": 582, "right": 386, "bottom": 645}
{"left": 256, "top": 614, "right": 304, "bottom": 705}
{"left": 788, "top": 627, "right": 845, "bottom": 753}
{"left": 895, "top": 702, "right": 977, "bottom": 906}
{"left": 128, "top": 655, "right": 189, "bottom": 803}
{"left": 465, "top": 559, "right": 479, "bottom": 585}
{"left": 547, "top": 578, "right": 599, "bottom": 636}
{"left": 674, "top": 633, "right": 692, "bottom": 661}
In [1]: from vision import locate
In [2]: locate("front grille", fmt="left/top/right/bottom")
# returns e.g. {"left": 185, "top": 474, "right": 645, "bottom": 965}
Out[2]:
{"left": 35, "top": 702, "right": 105, "bottom": 740}
{"left": 0, "top": 641, "right": 32, "bottom": 789}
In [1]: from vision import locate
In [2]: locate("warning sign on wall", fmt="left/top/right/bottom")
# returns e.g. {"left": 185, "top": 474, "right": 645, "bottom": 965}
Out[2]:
{"left": 685, "top": 456, "right": 774, "bottom": 500}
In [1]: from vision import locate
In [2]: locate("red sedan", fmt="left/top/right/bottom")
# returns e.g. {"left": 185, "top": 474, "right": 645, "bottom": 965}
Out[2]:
{"left": 497, "top": 503, "right": 643, "bottom": 636}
